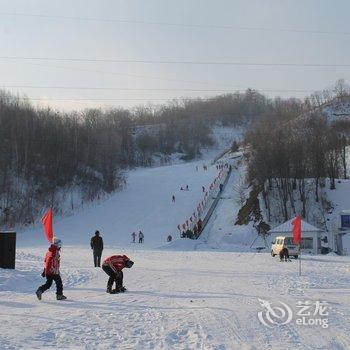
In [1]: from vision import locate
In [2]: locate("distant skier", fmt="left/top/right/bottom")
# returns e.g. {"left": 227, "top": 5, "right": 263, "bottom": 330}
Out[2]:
{"left": 202, "top": 186, "right": 205, "bottom": 192}
{"left": 186, "top": 185, "right": 189, "bottom": 191}
{"left": 172, "top": 195, "right": 176, "bottom": 203}
{"left": 138, "top": 231, "right": 144, "bottom": 243}
{"left": 131, "top": 231, "right": 136, "bottom": 243}
{"left": 102, "top": 255, "right": 134, "bottom": 293}
{"left": 167, "top": 234, "right": 172, "bottom": 242}
{"left": 219, "top": 183, "right": 224, "bottom": 192}
{"left": 90, "top": 230, "right": 103, "bottom": 267}
{"left": 36, "top": 238, "right": 67, "bottom": 301}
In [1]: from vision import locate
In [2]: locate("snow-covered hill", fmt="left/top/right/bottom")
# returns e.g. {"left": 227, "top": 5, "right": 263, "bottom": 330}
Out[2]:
{"left": 322, "top": 100, "right": 350, "bottom": 123}
{"left": 18, "top": 159, "right": 219, "bottom": 248}
{"left": 2, "top": 141, "right": 350, "bottom": 349}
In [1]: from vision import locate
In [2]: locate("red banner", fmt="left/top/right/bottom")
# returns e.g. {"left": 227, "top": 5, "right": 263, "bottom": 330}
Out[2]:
{"left": 292, "top": 216, "right": 302, "bottom": 245}
{"left": 41, "top": 208, "right": 53, "bottom": 243}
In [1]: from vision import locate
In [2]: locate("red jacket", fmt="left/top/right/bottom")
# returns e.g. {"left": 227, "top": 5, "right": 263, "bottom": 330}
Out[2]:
{"left": 44, "top": 245, "right": 61, "bottom": 275}
{"left": 103, "top": 255, "right": 130, "bottom": 272}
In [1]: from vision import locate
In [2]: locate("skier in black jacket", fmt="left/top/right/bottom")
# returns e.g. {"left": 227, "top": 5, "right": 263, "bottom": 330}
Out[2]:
{"left": 90, "top": 230, "right": 104, "bottom": 267}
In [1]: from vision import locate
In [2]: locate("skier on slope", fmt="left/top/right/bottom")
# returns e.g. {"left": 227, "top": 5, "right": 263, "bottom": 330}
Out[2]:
{"left": 131, "top": 231, "right": 136, "bottom": 243}
{"left": 90, "top": 230, "right": 103, "bottom": 267}
{"left": 138, "top": 231, "right": 144, "bottom": 243}
{"left": 102, "top": 255, "right": 134, "bottom": 293}
{"left": 36, "top": 237, "right": 67, "bottom": 300}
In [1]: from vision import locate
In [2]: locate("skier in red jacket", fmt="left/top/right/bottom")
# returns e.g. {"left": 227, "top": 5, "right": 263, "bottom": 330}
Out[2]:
{"left": 36, "top": 238, "right": 67, "bottom": 300}
{"left": 102, "top": 255, "right": 134, "bottom": 294}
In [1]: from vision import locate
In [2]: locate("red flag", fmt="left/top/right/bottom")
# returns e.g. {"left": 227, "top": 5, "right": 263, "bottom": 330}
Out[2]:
{"left": 41, "top": 208, "right": 53, "bottom": 243}
{"left": 292, "top": 216, "right": 301, "bottom": 245}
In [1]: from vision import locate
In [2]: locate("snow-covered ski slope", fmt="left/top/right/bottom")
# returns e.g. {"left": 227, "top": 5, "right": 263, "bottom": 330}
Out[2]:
{"left": 1, "top": 247, "right": 350, "bottom": 349}
{"left": 18, "top": 159, "right": 219, "bottom": 248}
{"left": 2, "top": 136, "right": 350, "bottom": 349}
{"left": 18, "top": 125, "right": 243, "bottom": 249}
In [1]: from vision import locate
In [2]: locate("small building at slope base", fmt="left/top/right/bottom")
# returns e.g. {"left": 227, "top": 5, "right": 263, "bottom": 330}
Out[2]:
{"left": 269, "top": 219, "right": 324, "bottom": 255}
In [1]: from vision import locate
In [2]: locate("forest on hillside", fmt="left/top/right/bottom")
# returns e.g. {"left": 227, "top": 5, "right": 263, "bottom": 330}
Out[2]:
{"left": 1, "top": 80, "right": 349, "bottom": 227}
{"left": 0, "top": 88, "right": 268, "bottom": 227}
{"left": 246, "top": 80, "right": 350, "bottom": 225}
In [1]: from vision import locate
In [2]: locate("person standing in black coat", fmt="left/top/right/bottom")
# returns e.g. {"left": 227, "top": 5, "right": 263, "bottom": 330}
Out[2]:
{"left": 90, "top": 230, "right": 104, "bottom": 267}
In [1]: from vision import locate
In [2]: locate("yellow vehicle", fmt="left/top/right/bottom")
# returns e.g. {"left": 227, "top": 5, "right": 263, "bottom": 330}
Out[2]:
{"left": 271, "top": 236, "right": 299, "bottom": 259}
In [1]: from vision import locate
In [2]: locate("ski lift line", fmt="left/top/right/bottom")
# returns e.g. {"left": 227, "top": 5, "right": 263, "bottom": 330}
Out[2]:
{"left": 12, "top": 60, "right": 344, "bottom": 92}
{"left": 0, "top": 56, "right": 350, "bottom": 67}
{"left": 12, "top": 97, "right": 214, "bottom": 102}
{"left": 196, "top": 167, "right": 232, "bottom": 239}
{"left": 0, "top": 84, "right": 315, "bottom": 93}
{"left": 0, "top": 12, "right": 349, "bottom": 36}
{"left": 8, "top": 93, "right": 310, "bottom": 104}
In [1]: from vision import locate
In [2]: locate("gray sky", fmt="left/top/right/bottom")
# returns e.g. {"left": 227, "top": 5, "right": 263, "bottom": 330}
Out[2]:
{"left": 0, "top": 0, "right": 349, "bottom": 111}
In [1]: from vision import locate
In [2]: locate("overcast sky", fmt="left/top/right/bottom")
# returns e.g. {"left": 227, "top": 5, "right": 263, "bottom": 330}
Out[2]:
{"left": 0, "top": 0, "right": 349, "bottom": 111}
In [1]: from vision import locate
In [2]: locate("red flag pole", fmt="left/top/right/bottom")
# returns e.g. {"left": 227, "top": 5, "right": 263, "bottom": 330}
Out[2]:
{"left": 299, "top": 244, "right": 302, "bottom": 277}
{"left": 41, "top": 208, "right": 54, "bottom": 243}
{"left": 292, "top": 216, "right": 302, "bottom": 276}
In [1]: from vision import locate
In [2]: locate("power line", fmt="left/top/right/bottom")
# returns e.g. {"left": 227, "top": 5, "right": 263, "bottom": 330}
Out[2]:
{"left": 19, "top": 61, "right": 241, "bottom": 88}
{"left": 1, "top": 56, "right": 349, "bottom": 67}
{"left": 13, "top": 97, "right": 216, "bottom": 102}
{"left": 9, "top": 93, "right": 311, "bottom": 104}
{"left": 0, "top": 11, "right": 349, "bottom": 36}
{"left": 0, "top": 84, "right": 314, "bottom": 93}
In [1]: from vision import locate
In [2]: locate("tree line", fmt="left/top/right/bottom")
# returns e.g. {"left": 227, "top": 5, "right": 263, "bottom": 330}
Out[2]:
{"left": 246, "top": 80, "right": 350, "bottom": 224}
{"left": 2, "top": 80, "right": 348, "bottom": 227}
{"left": 0, "top": 88, "right": 268, "bottom": 227}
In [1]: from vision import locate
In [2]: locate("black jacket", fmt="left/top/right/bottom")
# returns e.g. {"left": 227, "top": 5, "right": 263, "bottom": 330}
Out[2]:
{"left": 91, "top": 235, "right": 103, "bottom": 251}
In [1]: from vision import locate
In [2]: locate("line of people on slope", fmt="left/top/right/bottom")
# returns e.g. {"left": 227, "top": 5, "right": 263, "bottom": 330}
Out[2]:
{"left": 181, "top": 218, "right": 203, "bottom": 239}
{"left": 35, "top": 231, "right": 135, "bottom": 301}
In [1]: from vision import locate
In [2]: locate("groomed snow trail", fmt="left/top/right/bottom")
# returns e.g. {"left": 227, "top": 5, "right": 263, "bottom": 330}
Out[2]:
{"left": 18, "top": 159, "right": 218, "bottom": 248}
{"left": 1, "top": 248, "right": 349, "bottom": 349}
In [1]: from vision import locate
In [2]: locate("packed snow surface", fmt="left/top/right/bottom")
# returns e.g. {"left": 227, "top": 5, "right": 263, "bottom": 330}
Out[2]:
{"left": 1, "top": 248, "right": 350, "bottom": 349}
{"left": 1, "top": 154, "right": 350, "bottom": 349}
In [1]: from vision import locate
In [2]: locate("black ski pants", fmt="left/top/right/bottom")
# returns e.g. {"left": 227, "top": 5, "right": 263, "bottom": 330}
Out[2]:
{"left": 102, "top": 265, "right": 123, "bottom": 289}
{"left": 93, "top": 250, "right": 102, "bottom": 267}
{"left": 39, "top": 274, "right": 63, "bottom": 296}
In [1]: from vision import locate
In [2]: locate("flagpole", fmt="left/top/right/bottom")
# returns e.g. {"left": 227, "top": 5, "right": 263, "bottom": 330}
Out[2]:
{"left": 299, "top": 244, "right": 302, "bottom": 276}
